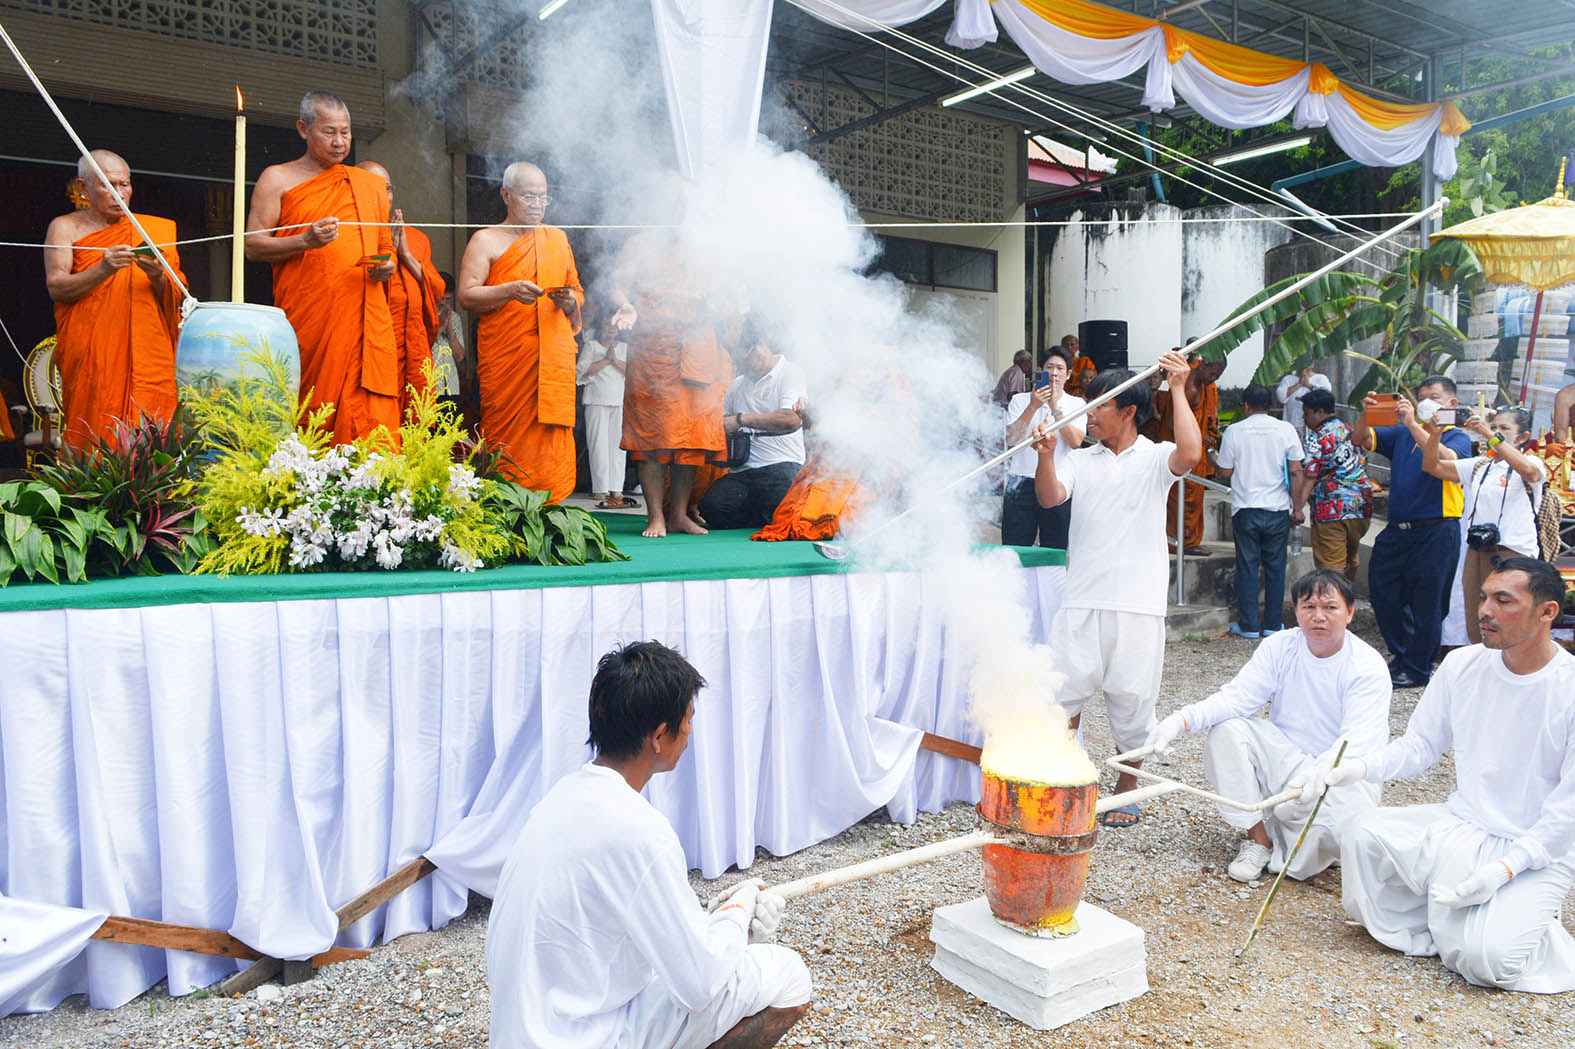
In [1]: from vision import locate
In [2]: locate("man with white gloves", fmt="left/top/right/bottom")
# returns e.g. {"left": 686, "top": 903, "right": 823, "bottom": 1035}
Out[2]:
{"left": 1313, "top": 558, "right": 1575, "bottom": 993}
{"left": 1145, "top": 569, "right": 1391, "bottom": 882}
{"left": 487, "top": 641, "right": 811, "bottom": 1048}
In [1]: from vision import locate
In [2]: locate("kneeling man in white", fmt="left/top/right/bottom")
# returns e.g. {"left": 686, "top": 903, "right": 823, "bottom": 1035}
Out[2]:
{"left": 1316, "top": 558, "right": 1575, "bottom": 992}
{"left": 487, "top": 641, "right": 812, "bottom": 1048}
{"left": 1145, "top": 569, "right": 1391, "bottom": 881}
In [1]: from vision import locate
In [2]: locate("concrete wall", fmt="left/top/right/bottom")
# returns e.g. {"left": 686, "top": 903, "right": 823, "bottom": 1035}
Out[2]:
{"left": 1181, "top": 204, "right": 1297, "bottom": 388}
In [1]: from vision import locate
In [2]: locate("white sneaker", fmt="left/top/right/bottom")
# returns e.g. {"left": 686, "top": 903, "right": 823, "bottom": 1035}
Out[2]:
{"left": 1228, "top": 841, "right": 1272, "bottom": 882}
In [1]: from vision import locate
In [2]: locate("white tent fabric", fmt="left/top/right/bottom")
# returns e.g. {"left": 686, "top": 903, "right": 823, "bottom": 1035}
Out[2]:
{"left": 651, "top": 0, "right": 777, "bottom": 180}
{"left": 0, "top": 566, "right": 1062, "bottom": 1016}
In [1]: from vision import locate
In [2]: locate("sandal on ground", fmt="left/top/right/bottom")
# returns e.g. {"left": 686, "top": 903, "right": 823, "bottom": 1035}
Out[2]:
{"left": 1098, "top": 803, "right": 1141, "bottom": 829}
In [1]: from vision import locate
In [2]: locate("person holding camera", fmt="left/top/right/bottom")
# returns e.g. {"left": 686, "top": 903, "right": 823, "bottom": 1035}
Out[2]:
{"left": 1002, "top": 344, "right": 1084, "bottom": 548}
{"left": 1421, "top": 406, "right": 1547, "bottom": 645}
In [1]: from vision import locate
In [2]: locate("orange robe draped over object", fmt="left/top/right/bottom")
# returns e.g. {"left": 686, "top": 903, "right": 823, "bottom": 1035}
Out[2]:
{"left": 477, "top": 226, "right": 583, "bottom": 502}
{"left": 753, "top": 461, "right": 865, "bottom": 542}
{"left": 1161, "top": 363, "right": 1219, "bottom": 549}
{"left": 271, "top": 165, "right": 398, "bottom": 445}
{"left": 388, "top": 226, "right": 446, "bottom": 419}
{"left": 1066, "top": 354, "right": 1097, "bottom": 398}
{"left": 620, "top": 282, "right": 728, "bottom": 467}
{"left": 53, "top": 215, "right": 182, "bottom": 451}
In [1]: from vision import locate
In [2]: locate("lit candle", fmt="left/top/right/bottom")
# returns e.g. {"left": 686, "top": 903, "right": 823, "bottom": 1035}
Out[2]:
{"left": 232, "top": 86, "right": 245, "bottom": 303}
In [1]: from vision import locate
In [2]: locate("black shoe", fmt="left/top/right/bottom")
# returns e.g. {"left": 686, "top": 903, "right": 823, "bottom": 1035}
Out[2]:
{"left": 1390, "top": 669, "right": 1429, "bottom": 689}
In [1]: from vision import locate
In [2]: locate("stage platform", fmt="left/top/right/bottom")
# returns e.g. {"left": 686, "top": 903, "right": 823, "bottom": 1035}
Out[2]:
{"left": 0, "top": 518, "right": 1065, "bottom": 1015}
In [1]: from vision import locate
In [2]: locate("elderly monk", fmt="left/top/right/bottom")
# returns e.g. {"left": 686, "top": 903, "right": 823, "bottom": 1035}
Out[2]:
{"left": 246, "top": 91, "right": 399, "bottom": 445}
{"left": 357, "top": 161, "right": 445, "bottom": 419}
{"left": 1161, "top": 356, "right": 1224, "bottom": 552}
{"left": 44, "top": 150, "right": 183, "bottom": 451}
{"left": 1061, "top": 333, "right": 1096, "bottom": 398}
{"left": 607, "top": 233, "right": 730, "bottom": 538}
{"left": 457, "top": 162, "right": 582, "bottom": 501}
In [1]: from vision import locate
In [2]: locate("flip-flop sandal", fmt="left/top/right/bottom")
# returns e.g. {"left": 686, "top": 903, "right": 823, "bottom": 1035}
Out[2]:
{"left": 595, "top": 499, "right": 618, "bottom": 509}
{"left": 1098, "top": 803, "right": 1141, "bottom": 829}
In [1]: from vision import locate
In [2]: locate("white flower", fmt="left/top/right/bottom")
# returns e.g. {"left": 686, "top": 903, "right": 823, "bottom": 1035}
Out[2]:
{"left": 440, "top": 541, "right": 482, "bottom": 572}
{"left": 373, "top": 530, "right": 404, "bottom": 570}
{"left": 447, "top": 463, "right": 483, "bottom": 500}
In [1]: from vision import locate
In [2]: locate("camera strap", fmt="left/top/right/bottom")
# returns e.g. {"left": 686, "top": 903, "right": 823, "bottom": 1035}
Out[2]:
{"left": 1466, "top": 458, "right": 1508, "bottom": 530}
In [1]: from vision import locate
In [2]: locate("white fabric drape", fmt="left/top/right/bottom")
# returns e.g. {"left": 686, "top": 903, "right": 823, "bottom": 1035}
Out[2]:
{"left": 791, "top": 0, "right": 946, "bottom": 31}
{"left": 650, "top": 0, "right": 777, "bottom": 180}
{"left": 0, "top": 567, "right": 1061, "bottom": 1017}
{"left": 0, "top": 896, "right": 107, "bottom": 1016}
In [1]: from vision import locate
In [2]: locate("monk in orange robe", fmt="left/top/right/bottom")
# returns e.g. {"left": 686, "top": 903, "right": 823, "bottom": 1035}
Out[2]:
{"left": 607, "top": 233, "right": 730, "bottom": 537}
{"left": 1161, "top": 357, "right": 1224, "bottom": 550}
{"left": 457, "top": 162, "right": 582, "bottom": 502}
{"left": 44, "top": 150, "right": 182, "bottom": 451}
{"left": 246, "top": 91, "right": 398, "bottom": 445}
{"left": 1061, "top": 334, "right": 1097, "bottom": 398}
{"left": 357, "top": 161, "right": 445, "bottom": 420}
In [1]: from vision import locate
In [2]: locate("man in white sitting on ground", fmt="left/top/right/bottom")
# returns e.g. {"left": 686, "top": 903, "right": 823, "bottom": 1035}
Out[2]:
{"left": 486, "top": 641, "right": 811, "bottom": 1048}
{"left": 1031, "top": 349, "right": 1200, "bottom": 828}
{"left": 1213, "top": 382, "right": 1305, "bottom": 639}
{"left": 1144, "top": 569, "right": 1391, "bottom": 882}
{"left": 1275, "top": 365, "right": 1332, "bottom": 441}
{"left": 697, "top": 326, "right": 808, "bottom": 530}
{"left": 1304, "top": 558, "right": 1575, "bottom": 993}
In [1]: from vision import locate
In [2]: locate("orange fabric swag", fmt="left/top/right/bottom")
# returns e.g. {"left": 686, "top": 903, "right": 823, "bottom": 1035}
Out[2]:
{"left": 387, "top": 225, "right": 446, "bottom": 418}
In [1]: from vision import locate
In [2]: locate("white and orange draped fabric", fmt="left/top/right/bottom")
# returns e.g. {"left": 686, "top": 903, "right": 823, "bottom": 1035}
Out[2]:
{"left": 652, "top": 0, "right": 1468, "bottom": 180}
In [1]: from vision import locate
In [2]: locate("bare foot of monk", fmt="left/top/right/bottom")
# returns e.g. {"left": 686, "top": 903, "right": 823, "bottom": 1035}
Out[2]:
{"left": 643, "top": 514, "right": 668, "bottom": 538}
{"left": 669, "top": 513, "right": 708, "bottom": 536}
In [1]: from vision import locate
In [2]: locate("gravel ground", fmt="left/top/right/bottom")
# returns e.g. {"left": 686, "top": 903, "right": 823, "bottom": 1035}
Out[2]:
{"left": 6, "top": 607, "right": 1573, "bottom": 1049}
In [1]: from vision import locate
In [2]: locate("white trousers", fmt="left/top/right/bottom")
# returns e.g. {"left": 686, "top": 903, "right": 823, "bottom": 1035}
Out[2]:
{"left": 1342, "top": 805, "right": 1575, "bottom": 993}
{"left": 1202, "top": 718, "right": 1378, "bottom": 879}
{"left": 621, "top": 944, "right": 812, "bottom": 1049}
{"left": 584, "top": 404, "right": 627, "bottom": 496}
{"left": 1049, "top": 608, "right": 1165, "bottom": 754}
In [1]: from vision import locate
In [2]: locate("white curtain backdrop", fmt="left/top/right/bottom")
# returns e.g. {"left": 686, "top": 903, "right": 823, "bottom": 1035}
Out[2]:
{"left": 0, "top": 566, "right": 1063, "bottom": 1016}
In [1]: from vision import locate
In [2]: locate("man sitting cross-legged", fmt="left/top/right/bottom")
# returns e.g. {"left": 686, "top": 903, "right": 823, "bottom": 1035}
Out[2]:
{"left": 487, "top": 641, "right": 812, "bottom": 1047}
{"left": 1145, "top": 569, "right": 1391, "bottom": 881}
{"left": 1312, "top": 558, "right": 1575, "bottom": 992}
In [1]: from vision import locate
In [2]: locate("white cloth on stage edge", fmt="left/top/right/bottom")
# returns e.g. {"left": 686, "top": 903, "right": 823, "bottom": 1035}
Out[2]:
{"left": 1048, "top": 607, "right": 1164, "bottom": 753}
{"left": 0, "top": 895, "right": 108, "bottom": 1017}
{"left": 1202, "top": 719, "right": 1377, "bottom": 878}
{"left": 485, "top": 763, "right": 809, "bottom": 1049}
{"left": 1057, "top": 435, "right": 1182, "bottom": 617}
{"left": 0, "top": 565, "right": 1063, "bottom": 1017}
{"left": 1342, "top": 805, "right": 1575, "bottom": 992}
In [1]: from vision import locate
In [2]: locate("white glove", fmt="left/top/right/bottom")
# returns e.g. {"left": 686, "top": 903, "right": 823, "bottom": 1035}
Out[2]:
{"left": 1429, "top": 861, "right": 1513, "bottom": 909}
{"left": 1307, "top": 753, "right": 1367, "bottom": 795}
{"left": 1144, "top": 712, "right": 1187, "bottom": 759}
{"left": 1273, "top": 769, "right": 1319, "bottom": 824}
{"left": 709, "top": 878, "right": 762, "bottom": 925}
{"left": 748, "top": 889, "right": 786, "bottom": 944}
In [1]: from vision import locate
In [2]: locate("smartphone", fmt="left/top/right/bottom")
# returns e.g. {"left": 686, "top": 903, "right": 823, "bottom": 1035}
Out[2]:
{"left": 1035, "top": 369, "right": 1051, "bottom": 389}
{"left": 1436, "top": 408, "right": 1464, "bottom": 426}
{"left": 132, "top": 245, "right": 156, "bottom": 258}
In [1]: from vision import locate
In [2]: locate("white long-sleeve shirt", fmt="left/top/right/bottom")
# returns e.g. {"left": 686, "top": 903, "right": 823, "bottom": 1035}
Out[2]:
{"left": 1177, "top": 628, "right": 1391, "bottom": 760}
{"left": 486, "top": 763, "right": 750, "bottom": 1049}
{"left": 1363, "top": 645, "right": 1575, "bottom": 872}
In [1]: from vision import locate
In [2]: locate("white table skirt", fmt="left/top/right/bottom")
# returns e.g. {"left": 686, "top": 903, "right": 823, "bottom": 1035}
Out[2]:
{"left": 0, "top": 565, "right": 1063, "bottom": 1015}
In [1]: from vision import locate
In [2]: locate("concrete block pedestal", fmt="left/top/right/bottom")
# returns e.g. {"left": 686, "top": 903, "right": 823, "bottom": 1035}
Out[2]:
{"left": 929, "top": 897, "right": 1147, "bottom": 1030}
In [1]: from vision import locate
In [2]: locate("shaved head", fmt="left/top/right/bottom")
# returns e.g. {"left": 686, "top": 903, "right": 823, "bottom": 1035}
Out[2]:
{"left": 356, "top": 160, "right": 390, "bottom": 182}
{"left": 502, "top": 161, "right": 545, "bottom": 192}
{"left": 77, "top": 149, "right": 128, "bottom": 181}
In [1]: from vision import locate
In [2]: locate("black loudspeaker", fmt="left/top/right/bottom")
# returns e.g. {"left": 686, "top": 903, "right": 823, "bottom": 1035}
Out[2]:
{"left": 1078, "top": 320, "right": 1128, "bottom": 371}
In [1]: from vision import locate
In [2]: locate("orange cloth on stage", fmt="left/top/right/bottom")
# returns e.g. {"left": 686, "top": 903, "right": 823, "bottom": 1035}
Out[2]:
{"left": 476, "top": 226, "right": 583, "bottom": 502}
{"left": 753, "top": 461, "right": 865, "bottom": 542}
{"left": 1066, "top": 354, "right": 1097, "bottom": 397}
{"left": 387, "top": 226, "right": 446, "bottom": 418}
{"left": 620, "top": 281, "right": 728, "bottom": 467}
{"left": 1160, "top": 362, "right": 1219, "bottom": 549}
{"left": 53, "top": 215, "right": 182, "bottom": 451}
{"left": 271, "top": 164, "right": 399, "bottom": 445}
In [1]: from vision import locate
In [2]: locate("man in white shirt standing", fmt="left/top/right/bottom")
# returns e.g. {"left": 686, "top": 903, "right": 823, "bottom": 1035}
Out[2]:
{"left": 1145, "top": 569, "right": 1390, "bottom": 881}
{"left": 1033, "top": 349, "right": 1199, "bottom": 827}
{"left": 576, "top": 310, "right": 633, "bottom": 509}
{"left": 487, "top": 642, "right": 812, "bottom": 1048}
{"left": 1002, "top": 343, "right": 1085, "bottom": 548}
{"left": 1276, "top": 366, "right": 1332, "bottom": 441}
{"left": 1215, "top": 384, "right": 1306, "bottom": 638}
{"left": 699, "top": 330, "right": 808, "bottom": 530}
{"left": 1316, "top": 558, "right": 1575, "bottom": 992}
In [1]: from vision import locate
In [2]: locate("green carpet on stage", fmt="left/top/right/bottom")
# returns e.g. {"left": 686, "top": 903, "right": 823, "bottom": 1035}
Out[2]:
{"left": 0, "top": 513, "right": 1065, "bottom": 612}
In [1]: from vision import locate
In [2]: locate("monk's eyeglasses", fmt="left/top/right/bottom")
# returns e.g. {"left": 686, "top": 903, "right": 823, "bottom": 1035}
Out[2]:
{"left": 514, "top": 193, "right": 552, "bottom": 205}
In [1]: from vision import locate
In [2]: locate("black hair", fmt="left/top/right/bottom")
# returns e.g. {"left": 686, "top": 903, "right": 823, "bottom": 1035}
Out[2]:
{"left": 1084, "top": 368, "right": 1151, "bottom": 427}
{"left": 1291, "top": 568, "right": 1355, "bottom": 609}
{"left": 1042, "top": 344, "right": 1073, "bottom": 369}
{"left": 1486, "top": 556, "right": 1568, "bottom": 607}
{"left": 1493, "top": 406, "right": 1533, "bottom": 438}
{"left": 1243, "top": 384, "right": 1273, "bottom": 411}
{"left": 1419, "top": 374, "right": 1457, "bottom": 396}
{"left": 586, "top": 641, "right": 706, "bottom": 759}
{"left": 1301, "top": 389, "right": 1336, "bottom": 415}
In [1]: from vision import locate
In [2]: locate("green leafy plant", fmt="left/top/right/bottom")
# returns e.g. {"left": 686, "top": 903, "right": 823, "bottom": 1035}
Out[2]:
{"left": 480, "top": 482, "right": 628, "bottom": 566}
{"left": 1204, "top": 238, "right": 1485, "bottom": 398}
{"left": 0, "top": 480, "right": 116, "bottom": 586}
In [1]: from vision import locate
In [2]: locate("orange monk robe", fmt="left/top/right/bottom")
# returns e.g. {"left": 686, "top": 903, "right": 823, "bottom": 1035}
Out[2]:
{"left": 620, "top": 281, "right": 728, "bottom": 466}
{"left": 752, "top": 461, "right": 865, "bottom": 542}
{"left": 387, "top": 226, "right": 445, "bottom": 420}
{"left": 1066, "top": 354, "right": 1097, "bottom": 398}
{"left": 1161, "top": 361, "right": 1219, "bottom": 549}
{"left": 53, "top": 215, "right": 183, "bottom": 451}
{"left": 476, "top": 226, "right": 583, "bottom": 502}
{"left": 271, "top": 165, "right": 399, "bottom": 445}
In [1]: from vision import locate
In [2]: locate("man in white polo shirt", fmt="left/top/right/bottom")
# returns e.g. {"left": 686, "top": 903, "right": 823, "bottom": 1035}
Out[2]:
{"left": 1002, "top": 343, "right": 1085, "bottom": 548}
{"left": 1215, "top": 383, "right": 1305, "bottom": 638}
{"left": 1033, "top": 348, "right": 1199, "bottom": 827}
{"left": 698, "top": 328, "right": 808, "bottom": 530}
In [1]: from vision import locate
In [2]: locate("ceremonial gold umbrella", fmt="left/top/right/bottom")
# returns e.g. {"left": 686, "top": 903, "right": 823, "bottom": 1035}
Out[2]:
{"left": 1433, "top": 158, "right": 1575, "bottom": 404}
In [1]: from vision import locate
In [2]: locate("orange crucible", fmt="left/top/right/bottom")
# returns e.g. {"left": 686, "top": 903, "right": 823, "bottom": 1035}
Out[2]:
{"left": 977, "top": 768, "right": 1099, "bottom": 937}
